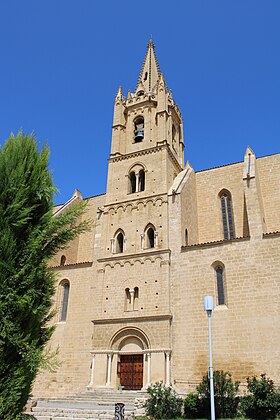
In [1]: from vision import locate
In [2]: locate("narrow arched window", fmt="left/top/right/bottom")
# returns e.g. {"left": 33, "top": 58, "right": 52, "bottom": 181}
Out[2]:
{"left": 216, "top": 266, "right": 225, "bottom": 305}
{"left": 60, "top": 281, "right": 70, "bottom": 321}
{"left": 125, "top": 288, "right": 130, "bottom": 311}
{"left": 60, "top": 255, "right": 66, "bottom": 266}
{"left": 128, "top": 166, "right": 145, "bottom": 194}
{"left": 139, "top": 170, "right": 145, "bottom": 192}
{"left": 178, "top": 125, "right": 182, "bottom": 142}
{"left": 134, "top": 287, "right": 139, "bottom": 310}
{"left": 220, "top": 191, "right": 235, "bottom": 240}
{"left": 172, "top": 124, "right": 176, "bottom": 144}
{"left": 185, "top": 228, "right": 188, "bottom": 246}
{"left": 147, "top": 227, "right": 155, "bottom": 248}
{"left": 134, "top": 116, "right": 144, "bottom": 142}
{"left": 129, "top": 171, "right": 136, "bottom": 193}
{"left": 116, "top": 232, "right": 124, "bottom": 253}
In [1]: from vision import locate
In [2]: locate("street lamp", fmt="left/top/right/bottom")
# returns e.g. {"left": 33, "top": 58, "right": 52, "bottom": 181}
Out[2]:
{"left": 204, "top": 296, "right": 215, "bottom": 420}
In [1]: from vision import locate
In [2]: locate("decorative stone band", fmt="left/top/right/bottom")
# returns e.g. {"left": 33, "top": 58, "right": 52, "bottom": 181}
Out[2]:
{"left": 109, "top": 142, "right": 183, "bottom": 172}
{"left": 89, "top": 348, "right": 172, "bottom": 354}
{"left": 181, "top": 235, "right": 250, "bottom": 251}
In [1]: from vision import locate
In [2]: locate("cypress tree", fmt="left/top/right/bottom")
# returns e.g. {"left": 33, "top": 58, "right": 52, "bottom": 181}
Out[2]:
{"left": 0, "top": 132, "right": 90, "bottom": 419}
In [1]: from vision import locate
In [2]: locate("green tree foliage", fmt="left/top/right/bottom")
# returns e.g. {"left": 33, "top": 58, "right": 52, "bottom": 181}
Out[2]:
{"left": 240, "top": 374, "right": 280, "bottom": 420}
{"left": 184, "top": 370, "right": 239, "bottom": 419}
{"left": 0, "top": 132, "right": 91, "bottom": 419}
{"left": 145, "top": 382, "right": 183, "bottom": 419}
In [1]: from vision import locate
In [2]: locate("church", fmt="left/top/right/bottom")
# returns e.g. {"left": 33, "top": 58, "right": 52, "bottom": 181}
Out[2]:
{"left": 33, "top": 40, "right": 280, "bottom": 398}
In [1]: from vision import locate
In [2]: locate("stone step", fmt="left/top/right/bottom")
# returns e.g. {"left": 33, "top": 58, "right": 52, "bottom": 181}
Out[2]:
{"left": 27, "top": 390, "right": 147, "bottom": 420}
{"left": 32, "top": 407, "right": 116, "bottom": 412}
{"left": 27, "top": 413, "right": 132, "bottom": 420}
{"left": 35, "top": 401, "right": 134, "bottom": 410}
{"left": 27, "top": 416, "right": 114, "bottom": 420}
{"left": 27, "top": 409, "right": 134, "bottom": 420}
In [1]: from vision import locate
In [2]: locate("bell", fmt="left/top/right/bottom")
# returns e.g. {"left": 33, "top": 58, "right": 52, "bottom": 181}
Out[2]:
{"left": 134, "top": 129, "right": 144, "bottom": 141}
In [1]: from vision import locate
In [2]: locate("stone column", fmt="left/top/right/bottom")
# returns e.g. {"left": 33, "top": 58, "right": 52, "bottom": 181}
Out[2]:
{"left": 165, "top": 352, "right": 171, "bottom": 386}
{"left": 140, "top": 233, "right": 144, "bottom": 249}
{"left": 129, "top": 289, "right": 135, "bottom": 310}
{"left": 110, "top": 238, "right": 115, "bottom": 253}
{"left": 106, "top": 353, "right": 113, "bottom": 386}
{"left": 87, "top": 354, "right": 95, "bottom": 387}
{"left": 146, "top": 352, "right": 151, "bottom": 387}
{"left": 135, "top": 173, "right": 139, "bottom": 193}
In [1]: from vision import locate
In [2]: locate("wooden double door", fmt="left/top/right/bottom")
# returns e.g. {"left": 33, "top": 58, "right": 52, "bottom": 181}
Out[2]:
{"left": 119, "top": 354, "right": 143, "bottom": 390}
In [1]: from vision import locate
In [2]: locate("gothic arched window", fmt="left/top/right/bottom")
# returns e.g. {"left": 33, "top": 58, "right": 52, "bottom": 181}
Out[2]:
{"left": 216, "top": 265, "right": 225, "bottom": 305}
{"left": 128, "top": 165, "right": 145, "bottom": 194}
{"left": 116, "top": 231, "right": 124, "bottom": 253}
{"left": 145, "top": 225, "right": 156, "bottom": 249}
{"left": 60, "top": 280, "right": 70, "bottom": 322}
{"left": 220, "top": 190, "right": 235, "bottom": 240}
{"left": 134, "top": 116, "right": 144, "bottom": 142}
{"left": 60, "top": 255, "right": 66, "bottom": 266}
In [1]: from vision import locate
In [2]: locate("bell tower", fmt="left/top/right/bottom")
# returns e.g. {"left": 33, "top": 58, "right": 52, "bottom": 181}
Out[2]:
{"left": 106, "top": 39, "right": 185, "bottom": 204}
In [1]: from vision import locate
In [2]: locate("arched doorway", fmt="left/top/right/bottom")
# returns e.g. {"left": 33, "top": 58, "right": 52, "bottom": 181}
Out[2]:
{"left": 110, "top": 328, "right": 150, "bottom": 390}
{"left": 119, "top": 337, "right": 143, "bottom": 390}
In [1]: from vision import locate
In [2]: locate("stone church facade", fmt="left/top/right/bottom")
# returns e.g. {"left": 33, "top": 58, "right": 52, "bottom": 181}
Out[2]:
{"left": 33, "top": 40, "right": 280, "bottom": 398}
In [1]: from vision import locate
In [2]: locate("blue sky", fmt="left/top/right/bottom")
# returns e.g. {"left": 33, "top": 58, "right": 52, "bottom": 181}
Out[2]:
{"left": 0, "top": 1, "right": 279, "bottom": 204}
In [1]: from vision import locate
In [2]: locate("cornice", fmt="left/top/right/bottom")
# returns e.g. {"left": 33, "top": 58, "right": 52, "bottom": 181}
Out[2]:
{"left": 125, "top": 97, "right": 157, "bottom": 110}
{"left": 103, "top": 192, "right": 167, "bottom": 210}
{"left": 181, "top": 236, "right": 250, "bottom": 251}
{"left": 109, "top": 142, "right": 182, "bottom": 171}
{"left": 109, "top": 144, "right": 163, "bottom": 162}
{"left": 90, "top": 348, "right": 171, "bottom": 355}
{"left": 97, "top": 248, "right": 170, "bottom": 263}
{"left": 92, "top": 313, "right": 172, "bottom": 325}
{"left": 50, "top": 261, "right": 93, "bottom": 270}
{"left": 263, "top": 231, "right": 280, "bottom": 238}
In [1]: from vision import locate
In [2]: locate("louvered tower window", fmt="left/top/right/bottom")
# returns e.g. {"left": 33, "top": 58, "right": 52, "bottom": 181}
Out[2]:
{"left": 220, "top": 191, "right": 235, "bottom": 240}
{"left": 216, "top": 266, "right": 225, "bottom": 305}
{"left": 134, "top": 116, "right": 144, "bottom": 142}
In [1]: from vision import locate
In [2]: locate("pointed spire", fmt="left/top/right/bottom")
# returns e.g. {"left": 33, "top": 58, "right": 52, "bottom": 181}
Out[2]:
{"left": 136, "top": 39, "right": 161, "bottom": 93}
{"left": 72, "top": 188, "right": 83, "bottom": 200}
{"left": 243, "top": 146, "right": 256, "bottom": 180}
{"left": 115, "top": 86, "right": 123, "bottom": 101}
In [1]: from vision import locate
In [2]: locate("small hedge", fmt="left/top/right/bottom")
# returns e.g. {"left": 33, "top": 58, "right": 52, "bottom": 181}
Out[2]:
{"left": 143, "top": 373, "right": 280, "bottom": 419}
{"left": 145, "top": 382, "right": 183, "bottom": 419}
{"left": 184, "top": 372, "right": 280, "bottom": 419}
{"left": 239, "top": 374, "right": 280, "bottom": 420}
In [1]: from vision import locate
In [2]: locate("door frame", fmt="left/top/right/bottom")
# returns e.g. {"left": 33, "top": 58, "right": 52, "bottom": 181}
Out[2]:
{"left": 119, "top": 353, "right": 144, "bottom": 390}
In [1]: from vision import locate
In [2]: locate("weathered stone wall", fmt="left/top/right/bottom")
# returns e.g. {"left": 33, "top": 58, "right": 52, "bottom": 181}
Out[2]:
{"left": 171, "top": 234, "right": 280, "bottom": 391}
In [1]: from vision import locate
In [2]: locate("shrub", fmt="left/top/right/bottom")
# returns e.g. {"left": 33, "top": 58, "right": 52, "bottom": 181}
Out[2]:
{"left": 240, "top": 373, "right": 280, "bottom": 420}
{"left": 145, "top": 382, "right": 183, "bottom": 419}
{"left": 184, "top": 370, "right": 239, "bottom": 419}
{"left": 183, "top": 392, "right": 201, "bottom": 419}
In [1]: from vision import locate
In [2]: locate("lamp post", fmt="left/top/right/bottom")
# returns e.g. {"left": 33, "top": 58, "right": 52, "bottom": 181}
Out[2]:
{"left": 204, "top": 296, "right": 215, "bottom": 420}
